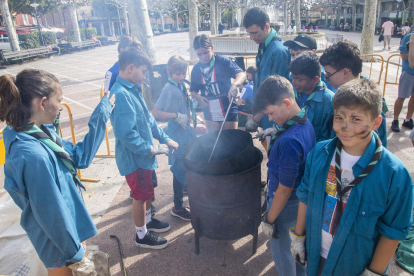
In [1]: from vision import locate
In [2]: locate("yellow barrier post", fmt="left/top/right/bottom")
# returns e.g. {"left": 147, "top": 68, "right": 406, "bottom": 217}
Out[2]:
{"left": 59, "top": 102, "right": 100, "bottom": 183}
{"left": 0, "top": 129, "right": 5, "bottom": 166}
{"left": 383, "top": 54, "right": 402, "bottom": 97}
{"left": 95, "top": 86, "right": 115, "bottom": 157}
{"left": 361, "top": 54, "right": 384, "bottom": 86}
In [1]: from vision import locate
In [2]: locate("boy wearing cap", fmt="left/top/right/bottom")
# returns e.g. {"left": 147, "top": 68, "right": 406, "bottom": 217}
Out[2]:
{"left": 283, "top": 34, "right": 337, "bottom": 92}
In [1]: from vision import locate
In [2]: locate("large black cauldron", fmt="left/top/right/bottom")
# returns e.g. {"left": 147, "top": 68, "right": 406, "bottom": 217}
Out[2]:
{"left": 183, "top": 129, "right": 263, "bottom": 255}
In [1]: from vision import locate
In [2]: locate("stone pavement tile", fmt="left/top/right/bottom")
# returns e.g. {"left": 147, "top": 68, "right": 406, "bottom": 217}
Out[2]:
{"left": 89, "top": 182, "right": 277, "bottom": 276}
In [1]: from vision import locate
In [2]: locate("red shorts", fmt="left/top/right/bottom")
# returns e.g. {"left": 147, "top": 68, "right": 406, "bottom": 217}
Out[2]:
{"left": 125, "top": 169, "right": 154, "bottom": 201}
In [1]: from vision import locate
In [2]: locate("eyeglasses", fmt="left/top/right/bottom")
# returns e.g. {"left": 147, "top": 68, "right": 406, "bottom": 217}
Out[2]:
{"left": 325, "top": 69, "right": 342, "bottom": 80}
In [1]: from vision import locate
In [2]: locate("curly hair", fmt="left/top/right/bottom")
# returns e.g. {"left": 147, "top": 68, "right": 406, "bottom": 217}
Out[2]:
{"left": 319, "top": 40, "right": 362, "bottom": 77}
{"left": 288, "top": 51, "right": 321, "bottom": 79}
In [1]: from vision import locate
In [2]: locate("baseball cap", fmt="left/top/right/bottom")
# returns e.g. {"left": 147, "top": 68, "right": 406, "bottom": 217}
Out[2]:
{"left": 283, "top": 34, "right": 317, "bottom": 50}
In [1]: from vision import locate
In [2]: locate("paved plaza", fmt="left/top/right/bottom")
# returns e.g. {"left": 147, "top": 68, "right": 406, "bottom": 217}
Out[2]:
{"left": 0, "top": 30, "right": 413, "bottom": 275}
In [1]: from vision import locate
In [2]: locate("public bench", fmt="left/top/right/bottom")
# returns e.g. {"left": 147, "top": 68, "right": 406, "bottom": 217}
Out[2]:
{"left": 0, "top": 46, "right": 58, "bottom": 64}
{"left": 58, "top": 40, "right": 96, "bottom": 53}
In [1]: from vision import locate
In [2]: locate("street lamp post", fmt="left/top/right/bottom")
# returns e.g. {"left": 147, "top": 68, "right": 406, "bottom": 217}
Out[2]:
{"left": 30, "top": 3, "right": 44, "bottom": 46}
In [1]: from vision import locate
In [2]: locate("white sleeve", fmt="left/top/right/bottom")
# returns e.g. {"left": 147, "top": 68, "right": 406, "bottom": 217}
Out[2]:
{"left": 103, "top": 71, "right": 112, "bottom": 93}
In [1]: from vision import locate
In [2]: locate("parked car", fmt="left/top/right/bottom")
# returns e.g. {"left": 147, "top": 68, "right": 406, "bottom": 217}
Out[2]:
{"left": 0, "top": 37, "right": 11, "bottom": 50}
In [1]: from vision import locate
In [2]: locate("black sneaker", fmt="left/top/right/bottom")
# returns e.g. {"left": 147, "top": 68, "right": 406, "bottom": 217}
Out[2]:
{"left": 146, "top": 218, "right": 170, "bottom": 233}
{"left": 402, "top": 119, "right": 414, "bottom": 130}
{"left": 135, "top": 232, "right": 168, "bottom": 249}
{"left": 391, "top": 120, "right": 400, "bottom": 132}
{"left": 171, "top": 206, "right": 191, "bottom": 221}
{"left": 151, "top": 204, "right": 156, "bottom": 217}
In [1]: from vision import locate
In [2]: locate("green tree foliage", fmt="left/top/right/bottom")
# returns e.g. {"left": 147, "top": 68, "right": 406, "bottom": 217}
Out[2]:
{"left": 8, "top": 0, "right": 61, "bottom": 15}
{"left": 92, "top": 0, "right": 118, "bottom": 18}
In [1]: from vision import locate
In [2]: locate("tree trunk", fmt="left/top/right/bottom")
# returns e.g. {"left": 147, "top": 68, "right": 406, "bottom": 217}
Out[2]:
{"left": 325, "top": 9, "right": 328, "bottom": 26}
{"left": 218, "top": 6, "right": 221, "bottom": 24}
{"left": 126, "top": 0, "right": 157, "bottom": 63}
{"left": 361, "top": 0, "right": 378, "bottom": 56}
{"left": 403, "top": 9, "right": 408, "bottom": 25}
{"left": 69, "top": 4, "right": 81, "bottom": 42}
{"left": 306, "top": 10, "right": 309, "bottom": 24}
{"left": 159, "top": 10, "right": 165, "bottom": 32}
{"left": 0, "top": 0, "right": 19, "bottom": 51}
{"left": 123, "top": 5, "right": 129, "bottom": 35}
{"left": 232, "top": 6, "right": 235, "bottom": 28}
{"left": 284, "top": 3, "right": 288, "bottom": 28}
{"left": 241, "top": 0, "right": 248, "bottom": 29}
{"left": 210, "top": 0, "right": 217, "bottom": 35}
{"left": 376, "top": 0, "right": 381, "bottom": 29}
{"left": 352, "top": 4, "right": 356, "bottom": 31}
{"left": 275, "top": 7, "right": 279, "bottom": 22}
{"left": 189, "top": 0, "right": 198, "bottom": 59}
{"left": 100, "top": 22, "right": 105, "bottom": 36}
{"left": 295, "top": 0, "right": 300, "bottom": 31}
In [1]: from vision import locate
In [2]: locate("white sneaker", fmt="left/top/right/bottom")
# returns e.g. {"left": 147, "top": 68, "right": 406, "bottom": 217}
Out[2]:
{"left": 382, "top": 47, "right": 386, "bottom": 50}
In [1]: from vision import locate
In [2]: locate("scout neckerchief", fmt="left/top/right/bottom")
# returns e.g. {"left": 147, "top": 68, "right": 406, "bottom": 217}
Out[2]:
{"left": 268, "top": 108, "right": 307, "bottom": 154}
{"left": 168, "top": 77, "right": 197, "bottom": 128}
{"left": 266, "top": 108, "right": 307, "bottom": 185}
{"left": 298, "top": 80, "right": 326, "bottom": 110}
{"left": 331, "top": 131, "right": 382, "bottom": 236}
{"left": 199, "top": 55, "right": 216, "bottom": 96}
{"left": 255, "top": 28, "right": 281, "bottom": 88}
{"left": 24, "top": 124, "right": 86, "bottom": 191}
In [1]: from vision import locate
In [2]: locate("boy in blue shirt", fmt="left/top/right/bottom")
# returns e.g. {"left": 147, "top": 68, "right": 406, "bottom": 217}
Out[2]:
{"left": 110, "top": 48, "right": 178, "bottom": 249}
{"left": 290, "top": 78, "right": 413, "bottom": 276}
{"left": 283, "top": 34, "right": 337, "bottom": 92}
{"left": 152, "top": 55, "right": 196, "bottom": 221}
{"left": 319, "top": 40, "right": 388, "bottom": 147}
{"left": 289, "top": 52, "right": 334, "bottom": 142}
{"left": 254, "top": 75, "right": 316, "bottom": 276}
{"left": 237, "top": 66, "right": 255, "bottom": 115}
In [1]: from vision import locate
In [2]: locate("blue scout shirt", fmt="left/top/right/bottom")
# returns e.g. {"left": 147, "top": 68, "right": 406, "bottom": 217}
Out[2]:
{"left": 241, "top": 81, "right": 254, "bottom": 103}
{"left": 254, "top": 29, "right": 291, "bottom": 129}
{"left": 3, "top": 97, "right": 112, "bottom": 268}
{"left": 297, "top": 136, "right": 413, "bottom": 276}
{"left": 190, "top": 54, "right": 243, "bottom": 121}
{"left": 268, "top": 120, "right": 316, "bottom": 200}
{"left": 155, "top": 82, "right": 196, "bottom": 185}
{"left": 399, "top": 31, "right": 414, "bottom": 75}
{"left": 297, "top": 81, "right": 334, "bottom": 142}
{"left": 110, "top": 77, "right": 171, "bottom": 176}
{"left": 104, "top": 61, "right": 119, "bottom": 93}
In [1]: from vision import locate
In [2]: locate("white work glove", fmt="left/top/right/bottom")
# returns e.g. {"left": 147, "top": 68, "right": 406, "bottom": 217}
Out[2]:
{"left": 68, "top": 257, "right": 97, "bottom": 276}
{"left": 359, "top": 268, "right": 386, "bottom": 276}
{"left": 228, "top": 84, "right": 238, "bottom": 99}
{"left": 150, "top": 144, "right": 169, "bottom": 157}
{"left": 245, "top": 117, "right": 259, "bottom": 132}
{"left": 174, "top": 113, "right": 189, "bottom": 129}
{"left": 261, "top": 212, "right": 279, "bottom": 239}
{"left": 254, "top": 125, "right": 280, "bottom": 142}
{"left": 289, "top": 227, "right": 306, "bottom": 266}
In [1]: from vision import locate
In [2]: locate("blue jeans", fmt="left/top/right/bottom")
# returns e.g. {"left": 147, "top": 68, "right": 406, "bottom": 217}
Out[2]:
{"left": 267, "top": 196, "right": 306, "bottom": 276}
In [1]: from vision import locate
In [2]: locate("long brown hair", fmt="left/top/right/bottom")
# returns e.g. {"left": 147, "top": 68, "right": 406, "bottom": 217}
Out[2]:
{"left": 0, "top": 69, "right": 60, "bottom": 132}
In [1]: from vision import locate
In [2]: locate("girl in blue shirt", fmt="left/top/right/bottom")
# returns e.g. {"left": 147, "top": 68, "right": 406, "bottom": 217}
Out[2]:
{"left": 190, "top": 34, "right": 245, "bottom": 132}
{"left": 0, "top": 69, "right": 114, "bottom": 275}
